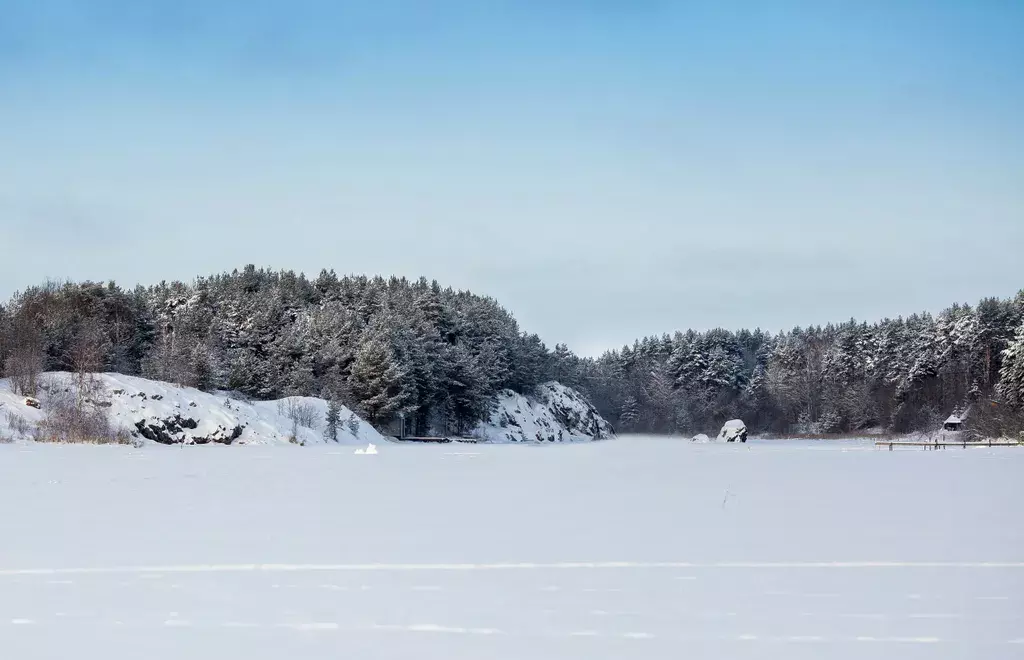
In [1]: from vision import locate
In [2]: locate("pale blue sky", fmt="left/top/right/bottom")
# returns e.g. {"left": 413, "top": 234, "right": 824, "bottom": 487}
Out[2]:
{"left": 1, "top": 1, "right": 1022, "bottom": 355}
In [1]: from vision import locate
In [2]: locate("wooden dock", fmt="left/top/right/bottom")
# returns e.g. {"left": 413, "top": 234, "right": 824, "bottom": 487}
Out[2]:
{"left": 876, "top": 439, "right": 1023, "bottom": 450}
{"left": 392, "top": 436, "right": 479, "bottom": 444}
{"left": 394, "top": 436, "right": 452, "bottom": 444}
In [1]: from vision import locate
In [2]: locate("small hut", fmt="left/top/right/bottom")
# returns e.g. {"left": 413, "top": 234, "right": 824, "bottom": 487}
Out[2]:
{"left": 943, "top": 406, "right": 971, "bottom": 432}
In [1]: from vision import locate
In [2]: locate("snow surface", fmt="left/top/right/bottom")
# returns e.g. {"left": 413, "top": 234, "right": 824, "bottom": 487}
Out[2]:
{"left": 1, "top": 436, "right": 1021, "bottom": 659}
{"left": 0, "top": 373, "right": 385, "bottom": 446}
{"left": 474, "top": 382, "right": 614, "bottom": 443}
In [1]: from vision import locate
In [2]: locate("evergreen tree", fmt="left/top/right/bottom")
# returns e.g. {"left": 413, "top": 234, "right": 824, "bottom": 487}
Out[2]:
{"left": 324, "top": 400, "right": 341, "bottom": 442}
{"left": 998, "top": 324, "right": 1024, "bottom": 407}
{"left": 619, "top": 395, "right": 640, "bottom": 431}
{"left": 349, "top": 323, "right": 414, "bottom": 427}
{"left": 442, "top": 342, "right": 488, "bottom": 435}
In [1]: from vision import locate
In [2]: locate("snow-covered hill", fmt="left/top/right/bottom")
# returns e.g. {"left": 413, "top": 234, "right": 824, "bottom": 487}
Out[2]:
{"left": 1, "top": 374, "right": 611, "bottom": 446}
{"left": 0, "top": 373, "right": 384, "bottom": 446}
{"left": 474, "top": 382, "right": 614, "bottom": 443}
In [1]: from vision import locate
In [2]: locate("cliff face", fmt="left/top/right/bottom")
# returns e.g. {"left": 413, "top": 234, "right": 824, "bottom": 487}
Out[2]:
{"left": 474, "top": 382, "right": 614, "bottom": 443}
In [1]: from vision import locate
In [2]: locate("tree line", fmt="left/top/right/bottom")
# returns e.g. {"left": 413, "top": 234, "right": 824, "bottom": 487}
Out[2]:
{"left": 0, "top": 267, "right": 566, "bottom": 435}
{"left": 1, "top": 267, "right": 1023, "bottom": 437}
{"left": 583, "top": 293, "right": 1024, "bottom": 437}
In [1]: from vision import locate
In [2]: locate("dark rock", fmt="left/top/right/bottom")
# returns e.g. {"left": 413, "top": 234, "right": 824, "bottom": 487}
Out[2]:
{"left": 132, "top": 415, "right": 239, "bottom": 445}
{"left": 134, "top": 420, "right": 173, "bottom": 444}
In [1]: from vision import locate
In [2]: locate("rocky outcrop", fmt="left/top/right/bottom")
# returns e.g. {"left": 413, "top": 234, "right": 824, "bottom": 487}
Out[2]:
{"left": 537, "top": 383, "right": 614, "bottom": 440}
{"left": 133, "top": 415, "right": 243, "bottom": 445}
{"left": 474, "top": 382, "right": 614, "bottom": 443}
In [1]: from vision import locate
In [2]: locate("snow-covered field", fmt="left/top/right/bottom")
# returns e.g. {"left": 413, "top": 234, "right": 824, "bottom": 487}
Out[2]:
{"left": 1, "top": 437, "right": 1022, "bottom": 659}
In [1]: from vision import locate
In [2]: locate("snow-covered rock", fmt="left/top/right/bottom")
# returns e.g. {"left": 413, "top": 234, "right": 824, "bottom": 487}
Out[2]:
{"left": 474, "top": 382, "right": 614, "bottom": 443}
{"left": 691, "top": 433, "right": 711, "bottom": 443}
{"left": 717, "top": 419, "right": 748, "bottom": 443}
{"left": 0, "top": 372, "right": 384, "bottom": 446}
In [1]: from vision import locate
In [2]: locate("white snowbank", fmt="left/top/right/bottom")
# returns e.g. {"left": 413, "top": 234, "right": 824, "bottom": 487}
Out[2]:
{"left": 717, "top": 419, "right": 748, "bottom": 443}
{"left": 691, "top": 433, "right": 711, "bottom": 443}
{"left": 0, "top": 372, "right": 384, "bottom": 446}
{"left": 474, "top": 382, "right": 613, "bottom": 443}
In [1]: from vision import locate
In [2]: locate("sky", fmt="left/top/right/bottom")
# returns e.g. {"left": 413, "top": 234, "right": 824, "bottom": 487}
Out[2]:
{"left": 1, "top": 1, "right": 1022, "bottom": 356}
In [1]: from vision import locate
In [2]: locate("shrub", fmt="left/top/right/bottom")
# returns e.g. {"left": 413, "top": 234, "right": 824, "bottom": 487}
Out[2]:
{"left": 4, "top": 409, "right": 32, "bottom": 437}
{"left": 35, "top": 378, "right": 125, "bottom": 444}
{"left": 277, "top": 399, "right": 318, "bottom": 430}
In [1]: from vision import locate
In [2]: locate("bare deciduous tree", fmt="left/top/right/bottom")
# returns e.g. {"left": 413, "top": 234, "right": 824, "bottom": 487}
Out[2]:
{"left": 71, "top": 317, "right": 109, "bottom": 379}
{"left": 36, "top": 382, "right": 129, "bottom": 444}
{"left": 4, "top": 315, "right": 44, "bottom": 397}
{"left": 276, "top": 398, "right": 318, "bottom": 444}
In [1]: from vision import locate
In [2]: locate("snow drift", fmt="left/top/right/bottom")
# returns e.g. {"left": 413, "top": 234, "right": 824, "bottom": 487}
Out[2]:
{"left": 474, "top": 382, "right": 614, "bottom": 443}
{"left": 0, "top": 373, "right": 385, "bottom": 446}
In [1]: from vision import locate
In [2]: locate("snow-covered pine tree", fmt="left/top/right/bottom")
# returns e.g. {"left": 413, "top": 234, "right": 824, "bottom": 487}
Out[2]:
{"left": 349, "top": 321, "right": 414, "bottom": 427}
{"left": 441, "top": 342, "right": 489, "bottom": 435}
{"left": 998, "top": 323, "right": 1024, "bottom": 407}
{"left": 619, "top": 395, "right": 640, "bottom": 431}
{"left": 324, "top": 400, "right": 340, "bottom": 442}
{"left": 550, "top": 343, "right": 578, "bottom": 387}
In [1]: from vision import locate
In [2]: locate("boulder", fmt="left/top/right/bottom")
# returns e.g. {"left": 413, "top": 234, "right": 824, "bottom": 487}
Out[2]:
{"left": 690, "top": 433, "right": 711, "bottom": 443}
{"left": 717, "top": 419, "right": 747, "bottom": 443}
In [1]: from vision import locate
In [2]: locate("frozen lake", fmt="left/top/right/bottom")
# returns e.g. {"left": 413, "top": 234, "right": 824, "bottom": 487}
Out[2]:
{"left": 1, "top": 437, "right": 1022, "bottom": 658}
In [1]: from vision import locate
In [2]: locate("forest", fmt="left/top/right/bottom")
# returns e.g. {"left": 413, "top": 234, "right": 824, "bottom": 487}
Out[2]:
{"left": 2, "top": 266, "right": 1023, "bottom": 437}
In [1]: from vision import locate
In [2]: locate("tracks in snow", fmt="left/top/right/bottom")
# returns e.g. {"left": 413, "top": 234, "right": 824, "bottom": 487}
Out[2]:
{"left": 2, "top": 560, "right": 1024, "bottom": 577}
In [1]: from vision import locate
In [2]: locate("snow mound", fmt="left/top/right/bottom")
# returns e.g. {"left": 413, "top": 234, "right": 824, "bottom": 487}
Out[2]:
{"left": 354, "top": 443, "right": 378, "bottom": 455}
{"left": 717, "top": 419, "right": 748, "bottom": 443}
{"left": 691, "top": 433, "right": 711, "bottom": 443}
{"left": 474, "top": 382, "right": 614, "bottom": 443}
{"left": 0, "top": 372, "right": 384, "bottom": 446}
